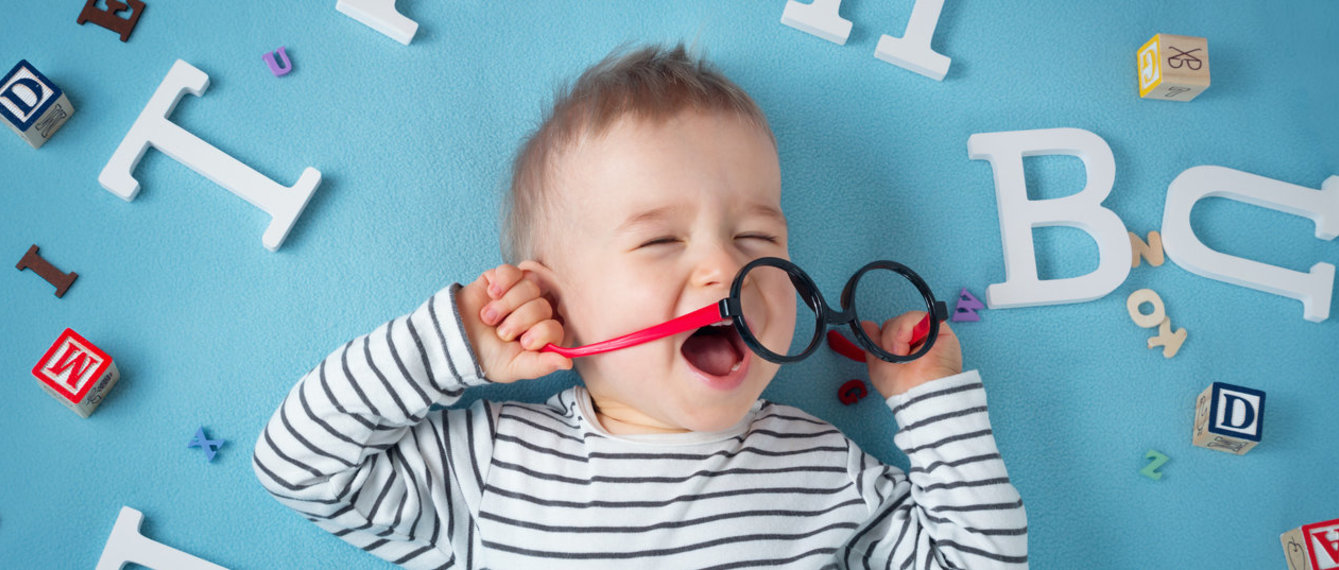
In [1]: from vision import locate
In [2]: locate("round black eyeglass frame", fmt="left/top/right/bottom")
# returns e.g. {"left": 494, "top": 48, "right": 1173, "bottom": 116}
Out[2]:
{"left": 721, "top": 257, "right": 949, "bottom": 364}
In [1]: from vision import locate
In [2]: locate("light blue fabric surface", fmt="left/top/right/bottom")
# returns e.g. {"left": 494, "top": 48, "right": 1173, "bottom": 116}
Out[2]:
{"left": 2, "top": 1, "right": 1336, "bottom": 568}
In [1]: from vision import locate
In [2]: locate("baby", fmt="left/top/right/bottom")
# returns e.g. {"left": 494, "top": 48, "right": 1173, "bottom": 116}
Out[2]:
{"left": 254, "top": 44, "right": 1027, "bottom": 569}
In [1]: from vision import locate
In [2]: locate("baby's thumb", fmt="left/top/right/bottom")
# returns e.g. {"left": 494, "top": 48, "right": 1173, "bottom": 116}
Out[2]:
{"left": 884, "top": 315, "right": 925, "bottom": 357}
{"left": 859, "top": 320, "right": 901, "bottom": 360}
{"left": 512, "top": 350, "right": 573, "bottom": 380}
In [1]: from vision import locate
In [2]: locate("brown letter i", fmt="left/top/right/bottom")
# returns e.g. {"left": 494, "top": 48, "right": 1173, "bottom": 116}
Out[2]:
{"left": 16, "top": 244, "right": 78, "bottom": 298}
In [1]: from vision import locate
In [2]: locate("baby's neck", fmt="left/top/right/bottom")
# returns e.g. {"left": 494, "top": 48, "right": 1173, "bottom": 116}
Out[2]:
{"left": 590, "top": 401, "right": 689, "bottom": 435}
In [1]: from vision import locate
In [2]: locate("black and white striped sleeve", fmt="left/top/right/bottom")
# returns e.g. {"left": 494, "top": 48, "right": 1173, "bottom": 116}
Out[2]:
{"left": 252, "top": 283, "right": 499, "bottom": 569}
{"left": 840, "top": 370, "right": 1028, "bottom": 569}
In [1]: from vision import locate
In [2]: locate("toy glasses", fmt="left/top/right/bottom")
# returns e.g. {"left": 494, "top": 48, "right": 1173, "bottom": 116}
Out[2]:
{"left": 541, "top": 257, "right": 949, "bottom": 364}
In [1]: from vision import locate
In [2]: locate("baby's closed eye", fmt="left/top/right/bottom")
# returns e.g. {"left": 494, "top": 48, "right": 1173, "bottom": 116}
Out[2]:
{"left": 637, "top": 237, "right": 680, "bottom": 249}
{"left": 735, "top": 233, "right": 779, "bottom": 243}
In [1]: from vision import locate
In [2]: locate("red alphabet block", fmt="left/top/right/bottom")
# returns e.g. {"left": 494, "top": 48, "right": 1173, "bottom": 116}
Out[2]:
{"left": 1281, "top": 518, "right": 1339, "bottom": 570}
{"left": 31, "top": 329, "right": 121, "bottom": 418}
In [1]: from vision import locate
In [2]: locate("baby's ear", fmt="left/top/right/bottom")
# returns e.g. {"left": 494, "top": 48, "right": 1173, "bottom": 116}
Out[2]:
{"left": 517, "top": 260, "right": 573, "bottom": 346}
{"left": 517, "top": 259, "right": 564, "bottom": 318}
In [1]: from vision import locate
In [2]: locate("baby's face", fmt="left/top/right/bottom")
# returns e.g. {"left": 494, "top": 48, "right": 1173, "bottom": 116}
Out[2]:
{"left": 541, "top": 109, "right": 791, "bottom": 433}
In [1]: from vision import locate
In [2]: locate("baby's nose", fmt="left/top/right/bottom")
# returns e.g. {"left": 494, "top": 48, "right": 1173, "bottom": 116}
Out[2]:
{"left": 690, "top": 247, "right": 745, "bottom": 290}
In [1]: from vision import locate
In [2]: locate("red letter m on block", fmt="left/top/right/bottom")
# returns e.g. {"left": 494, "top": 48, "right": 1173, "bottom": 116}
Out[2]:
{"left": 32, "top": 329, "right": 111, "bottom": 402}
{"left": 47, "top": 345, "right": 96, "bottom": 390}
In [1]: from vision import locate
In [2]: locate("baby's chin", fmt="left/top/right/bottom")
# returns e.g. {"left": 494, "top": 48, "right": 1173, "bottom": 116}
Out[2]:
{"left": 667, "top": 372, "right": 775, "bottom": 431}
{"left": 582, "top": 350, "right": 777, "bottom": 433}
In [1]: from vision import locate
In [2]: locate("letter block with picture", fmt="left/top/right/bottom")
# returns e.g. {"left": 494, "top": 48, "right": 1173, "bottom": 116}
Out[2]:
{"left": 31, "top": 328, "right": 121, "bottom": 418}
{"left": 1, "top": 60, "right": 75, "bottom": 148}
{"left": 1137, "top": 34, "right": 1210, "bottom": 102}
{"left": 1192, "top": 382, "right": 1265, "bottom": 455}
{"left": 1281, "top": 518, "right": 1339, "bottom": 570}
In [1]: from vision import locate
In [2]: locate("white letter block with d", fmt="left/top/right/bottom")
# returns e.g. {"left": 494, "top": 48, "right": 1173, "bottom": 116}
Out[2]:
{"left": 968, "top": 128, "right": 1132, "bottom": 309}
{"left": 1192, "top": 382, "right": 1265, "bottom": 455}
{"left": 99, "top": 59, "right": 321, "bottom": 252}
{"left": 1162, "top": 166, "right": 1338, "bottom": 322}
{"left": 1, "top": 60, "right": 76, "bottom": 148}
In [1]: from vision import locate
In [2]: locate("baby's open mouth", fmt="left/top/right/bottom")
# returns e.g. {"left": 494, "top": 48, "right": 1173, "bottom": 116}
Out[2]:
{"left": 681, "top": 321, "right": 746, "bottom": 377}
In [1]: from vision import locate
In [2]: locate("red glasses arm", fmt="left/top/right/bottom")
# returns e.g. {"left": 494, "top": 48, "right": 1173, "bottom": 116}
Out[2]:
{"left": 540, "top": 302, "right": 726, "bottom": 358}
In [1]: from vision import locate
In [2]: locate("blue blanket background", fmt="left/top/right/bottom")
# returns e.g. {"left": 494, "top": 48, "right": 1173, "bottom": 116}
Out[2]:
{"left": 2, "top": 1, "right": 1336, "bottom": 567}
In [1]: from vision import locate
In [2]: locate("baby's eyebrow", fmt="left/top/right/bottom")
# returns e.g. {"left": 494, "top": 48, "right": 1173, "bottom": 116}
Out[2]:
{"left": 615, "top": 202, "right": 787, "bottom": 233}
{"left": 749, "top": 203, "right": 788, "bottom": 229}
{"left": 616, "top": 205, "right": 686, "bottom": 233}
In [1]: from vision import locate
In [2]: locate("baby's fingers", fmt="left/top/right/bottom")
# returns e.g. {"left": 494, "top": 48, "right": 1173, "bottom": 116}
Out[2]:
{"left": 518, "top": 319, "right": 564, "bottom": 351}
{"left": 482, "top": 264, "right": 526, "bottom": 300}
{"left": 480, "top": 274, "right": 542, "bottom": 326}
{"left": 511, "top": 347, "right": 573, "bottom": 378}
{"left": 862, "top": 312, "right": 927, "bottom": 357}
{"left": 496, "top": 297, "right": 553, "bottom": 342}
{"left": 891, "top": 311, "right": 931, "bottom": 353}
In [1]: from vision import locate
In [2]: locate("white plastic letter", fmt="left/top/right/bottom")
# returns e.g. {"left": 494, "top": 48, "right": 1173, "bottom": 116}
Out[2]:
{"left": 96, "top": 506, "right": 228, "bottom": 570}
{"left": 1161, "top": 166, "right": 1338, "bottom": 322}
{"left": 336, "top": 0, "right": 418, "bottom": 45}
{"left": 968, "top": 128, "right": 1132, "bottom": 309}
{"left": 99, "top": 60, "right": 322, "bottom": 252}
{"left": 780, "top": 0, "right": 853, "bottom": 45}
{"left": 873, "top": 0, "right": 951, "bottom": 80}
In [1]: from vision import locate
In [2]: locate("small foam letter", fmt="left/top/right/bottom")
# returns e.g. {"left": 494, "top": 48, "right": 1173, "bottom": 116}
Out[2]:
{"left": 263, "top": 47, "right": 293, "bottom": 77}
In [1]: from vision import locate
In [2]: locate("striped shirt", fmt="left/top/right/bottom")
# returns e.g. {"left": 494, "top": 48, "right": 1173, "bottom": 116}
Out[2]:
{"left": 253, "top": 284, "right": 1028, "bottom": 569}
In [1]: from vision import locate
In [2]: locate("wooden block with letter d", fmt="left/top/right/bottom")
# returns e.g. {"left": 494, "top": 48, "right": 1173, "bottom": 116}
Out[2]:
{"left": 1191, "top": 382, "right": 1264, "bottom": 455}
{"left": 1281, "top": 518, "right": 1339, "bottom": 570}
{"left": 1137, "top": 34, "right": 1210, "bottom": 102}
{"left": 1, "top": 60, "right": 75, "bottom": 148}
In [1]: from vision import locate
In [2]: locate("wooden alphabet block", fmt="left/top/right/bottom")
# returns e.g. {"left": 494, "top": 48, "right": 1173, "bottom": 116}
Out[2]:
{"left": 1192, "top": 382, "right": 1265, "bottom": 455}
{"left": 31, "top": 328, "right": 120, "bottom": 418}
{"left": 1282, "top": 518, "right": 1339, "bottom": 570}
{"left": 1, "top": 60, "right": 75, "bottom": 148}
{"left": 1138, "top": 34, "right": 1210, "bottom": 102}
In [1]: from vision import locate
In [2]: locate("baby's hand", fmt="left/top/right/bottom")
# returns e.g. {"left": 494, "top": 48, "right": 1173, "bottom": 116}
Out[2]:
{"left": 456, "top": 264, "right": 572, "bottom": 384}
{"left": 860, "top": 312, "right": 963, "bottom": 398}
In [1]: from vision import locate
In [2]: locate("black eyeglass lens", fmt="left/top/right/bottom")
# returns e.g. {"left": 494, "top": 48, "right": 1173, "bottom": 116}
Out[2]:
{"left": 851, "top": 268, "right": 929, "bottom": 351}
{"left": 738, "top": 264, "right": 817, "bottom": 359}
